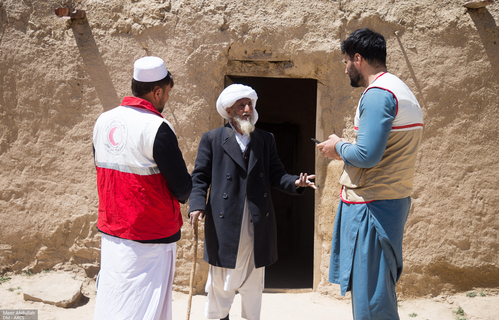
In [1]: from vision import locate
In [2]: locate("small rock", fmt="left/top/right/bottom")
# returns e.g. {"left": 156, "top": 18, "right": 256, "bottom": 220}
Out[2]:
{"left": 82, "top": 263, "right": 100, "bottom": 278}
{"left": 23, "top": 273, "right": 82, "bottom": 308}
{"left": 433, "top": 295, "right": 446, "bottom": 302}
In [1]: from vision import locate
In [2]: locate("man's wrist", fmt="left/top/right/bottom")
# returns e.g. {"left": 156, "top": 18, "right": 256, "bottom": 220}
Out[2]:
{"left": 332, "top": 140, "right": 341, "bottom": 158}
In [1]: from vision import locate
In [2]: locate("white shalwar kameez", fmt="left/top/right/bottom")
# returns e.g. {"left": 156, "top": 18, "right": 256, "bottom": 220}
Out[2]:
{"left": 94, "top": 233, "right": 176, "bottom": 320}
{"left": 204, "top": 128, "right": 265, "bottom": 320}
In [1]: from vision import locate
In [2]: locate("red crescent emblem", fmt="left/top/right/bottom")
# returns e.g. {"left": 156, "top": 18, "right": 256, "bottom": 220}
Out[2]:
{"left": 109, "top": 127, "right": 119, "bottom": 146}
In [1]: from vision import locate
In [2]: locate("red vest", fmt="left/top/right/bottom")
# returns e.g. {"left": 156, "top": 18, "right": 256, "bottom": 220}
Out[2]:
{"left": 93, "top": 97, "right": 182, "bottom": 240}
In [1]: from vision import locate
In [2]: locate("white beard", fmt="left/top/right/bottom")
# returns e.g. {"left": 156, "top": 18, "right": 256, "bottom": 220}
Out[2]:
{"left": 233, "top": 114, "right": 255, "bottom": 136}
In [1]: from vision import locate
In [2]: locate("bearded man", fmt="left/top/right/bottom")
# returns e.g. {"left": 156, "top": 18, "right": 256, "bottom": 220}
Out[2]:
{"left": 188, "top": 84, "right": 316, "bottom": 320}
{"left": 318, "top": 28, "right": 423, "bottom": 319}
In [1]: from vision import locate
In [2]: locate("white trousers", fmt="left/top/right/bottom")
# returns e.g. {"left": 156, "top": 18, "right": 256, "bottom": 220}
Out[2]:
{"left": 205, "top": 261, "right": 264, "bottom": 319}
{"left": 205, "top": 199, "right": 265, "bottom": 320}
{"left": 94, "top": 233, "right": 177, "bottom": 320}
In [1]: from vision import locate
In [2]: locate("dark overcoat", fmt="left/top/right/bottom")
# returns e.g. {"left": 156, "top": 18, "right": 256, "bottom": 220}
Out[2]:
{"left": 189, "top": 123, "right": 304, "bottom": 269}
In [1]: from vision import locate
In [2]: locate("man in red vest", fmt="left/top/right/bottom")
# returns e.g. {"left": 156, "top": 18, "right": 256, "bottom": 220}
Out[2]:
{"left": 93, "top": 56, "right": 192, "bottom": 320}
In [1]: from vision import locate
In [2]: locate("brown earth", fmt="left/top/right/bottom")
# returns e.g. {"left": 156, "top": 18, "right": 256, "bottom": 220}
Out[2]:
{"left": 1, "top": 270, "right": 499, "bottom": 320}
{"left": 0, "top": 0, "right": 498, "bottom": 300}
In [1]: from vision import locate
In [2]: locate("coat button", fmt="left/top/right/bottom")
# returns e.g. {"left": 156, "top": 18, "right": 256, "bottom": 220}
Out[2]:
{"left": 226, "top": 173, "right": 231, "bottom": 180}
{"left": 219, "top": 212, "right": 224, "bottom": 218}
{"left": 263, "top": 193, "right": 267, "bottom": 198}
{"left": 223, "top": 193, "right": 228, "bottom": 199}
{"left": 266, "top": 212, "right": 269, "bottom": 217}
{"left": 250, "top": 219, "right": 253, "bottom": 223}
{"left": 259, "top": 173, "right": 263, "bottom": 177}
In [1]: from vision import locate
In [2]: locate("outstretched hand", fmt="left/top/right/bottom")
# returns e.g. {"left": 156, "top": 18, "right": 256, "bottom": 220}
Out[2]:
{"left": 295, "top": 173, "right": 317, "bottom": 190}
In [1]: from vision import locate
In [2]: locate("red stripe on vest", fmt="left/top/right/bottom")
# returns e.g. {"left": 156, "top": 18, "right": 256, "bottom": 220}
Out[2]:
{"left": 392, "top": 123, "right": 424, "bottom": 129}
{"left": 340, "top": 186, "right": 375, "bottom": 204}
{"left": 365, "top": 84, "right": 399, "bottom": 117}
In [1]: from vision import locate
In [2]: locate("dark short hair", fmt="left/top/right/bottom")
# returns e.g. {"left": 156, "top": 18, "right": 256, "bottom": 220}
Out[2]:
{"left": 131, "top": 72, "right": 174, "bottom": 97}
{"left": 341, "top": 28, "right": 386, "bottom": 68}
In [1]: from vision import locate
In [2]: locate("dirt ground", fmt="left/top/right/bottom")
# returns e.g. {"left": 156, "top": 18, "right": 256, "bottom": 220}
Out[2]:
{"left": 1, "top": 0, "right": 499, "bottom": 298}
{"left": 1, "top": 271, "right": 499, "bottom": 320}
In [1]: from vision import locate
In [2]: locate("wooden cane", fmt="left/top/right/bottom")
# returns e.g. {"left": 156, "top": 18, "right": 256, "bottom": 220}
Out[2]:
{"left": 186, "top": 219, "right": 198, "bottom": 320}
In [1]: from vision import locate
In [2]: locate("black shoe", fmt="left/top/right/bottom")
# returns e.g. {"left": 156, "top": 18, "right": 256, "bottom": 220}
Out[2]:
{"left": 220, "top": 315, "right": 229, "bottom": 320}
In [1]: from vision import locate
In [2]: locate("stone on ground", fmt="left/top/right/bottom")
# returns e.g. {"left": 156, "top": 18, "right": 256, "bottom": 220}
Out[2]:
{"left": 23, "top": 273, "right": 82, "bottom": 308}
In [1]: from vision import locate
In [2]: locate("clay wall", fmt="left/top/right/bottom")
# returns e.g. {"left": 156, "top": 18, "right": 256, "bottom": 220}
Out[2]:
{"left": 0, "top": 0, "right": 498, "bottom": 297}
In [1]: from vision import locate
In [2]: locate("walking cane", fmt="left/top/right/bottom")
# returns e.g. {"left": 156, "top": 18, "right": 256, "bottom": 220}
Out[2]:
{"left": 186, "top": 219, "right": 198, "bottom": 320}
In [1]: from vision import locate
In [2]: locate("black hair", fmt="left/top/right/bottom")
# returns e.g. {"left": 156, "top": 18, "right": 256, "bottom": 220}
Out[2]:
{"left": 131, "top": 71, "right": 174, "bottom": 97}
{"left": 341, "top": 28, "right": 386, "bottom": 68}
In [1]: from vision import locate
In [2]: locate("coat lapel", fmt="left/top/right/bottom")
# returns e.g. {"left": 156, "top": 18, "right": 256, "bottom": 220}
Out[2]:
{"left": 248, "top": 129, "right": 263, "bottom": 174}
{"left": 221, "top": 123, "right": 247, "bottom": 170}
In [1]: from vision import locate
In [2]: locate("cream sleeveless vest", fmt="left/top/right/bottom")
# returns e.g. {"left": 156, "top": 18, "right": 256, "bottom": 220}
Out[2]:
{"left": 339, "top": 73, "right": 423, "bottom": 203}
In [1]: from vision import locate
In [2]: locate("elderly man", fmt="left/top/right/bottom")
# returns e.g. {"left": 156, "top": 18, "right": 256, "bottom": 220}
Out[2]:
{"left": 93, "top": 56, "right": 192, "bottom": 320}
{"left": 318, "top": 28, "right": 423, "bottom": 319}
{"left": 189, "top": 84, "right": 316, "bottom": 320}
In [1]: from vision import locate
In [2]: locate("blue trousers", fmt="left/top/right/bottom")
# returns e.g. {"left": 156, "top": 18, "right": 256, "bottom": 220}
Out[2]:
{"left": 329, "top": 198, "right": 410, "bottom": 320}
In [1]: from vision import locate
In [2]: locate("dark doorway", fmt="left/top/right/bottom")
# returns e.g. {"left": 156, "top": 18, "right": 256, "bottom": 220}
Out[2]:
{"left": 226, "top": 76, "right": 317, "bottom": 289}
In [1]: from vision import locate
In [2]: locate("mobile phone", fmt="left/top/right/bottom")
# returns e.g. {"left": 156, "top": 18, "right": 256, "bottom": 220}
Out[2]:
{"left": 311, "top": 138, "right": 321, "bottom": 144}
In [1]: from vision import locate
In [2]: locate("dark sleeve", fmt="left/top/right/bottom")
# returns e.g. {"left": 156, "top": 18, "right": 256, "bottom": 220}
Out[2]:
{"left": 153, "top": 122, "right": 192, "bottom": 204}
{"left": 268, "top": 133, "right": 304, "bottom": 195}
{"left": 188, "top": 132, "right": 213, "bottom": 213}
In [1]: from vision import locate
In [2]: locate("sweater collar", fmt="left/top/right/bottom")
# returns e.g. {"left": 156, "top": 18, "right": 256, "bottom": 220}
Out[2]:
{"left": 120, "top": 96, "right": 163, "bottom": 118}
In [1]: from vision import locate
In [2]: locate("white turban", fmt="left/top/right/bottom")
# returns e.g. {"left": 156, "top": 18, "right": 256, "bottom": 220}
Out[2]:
{"left": 216, "top": 84, "right": 259, "bottom": 125}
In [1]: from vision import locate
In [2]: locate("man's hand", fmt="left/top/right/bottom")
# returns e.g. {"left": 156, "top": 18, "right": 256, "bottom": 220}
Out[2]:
{"left": 189, "top": 210, "right": 205, "bottom": 229}
{"left": 317, "top": 134, "right": 346, "bottom": 160}
{"left": 295, "top": 173, "right": 317, "bottom": 190}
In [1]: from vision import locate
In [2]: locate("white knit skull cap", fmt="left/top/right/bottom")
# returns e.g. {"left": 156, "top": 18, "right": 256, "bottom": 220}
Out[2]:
{"left": 133, "top": 56, "right": 169, "bottom": 82}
